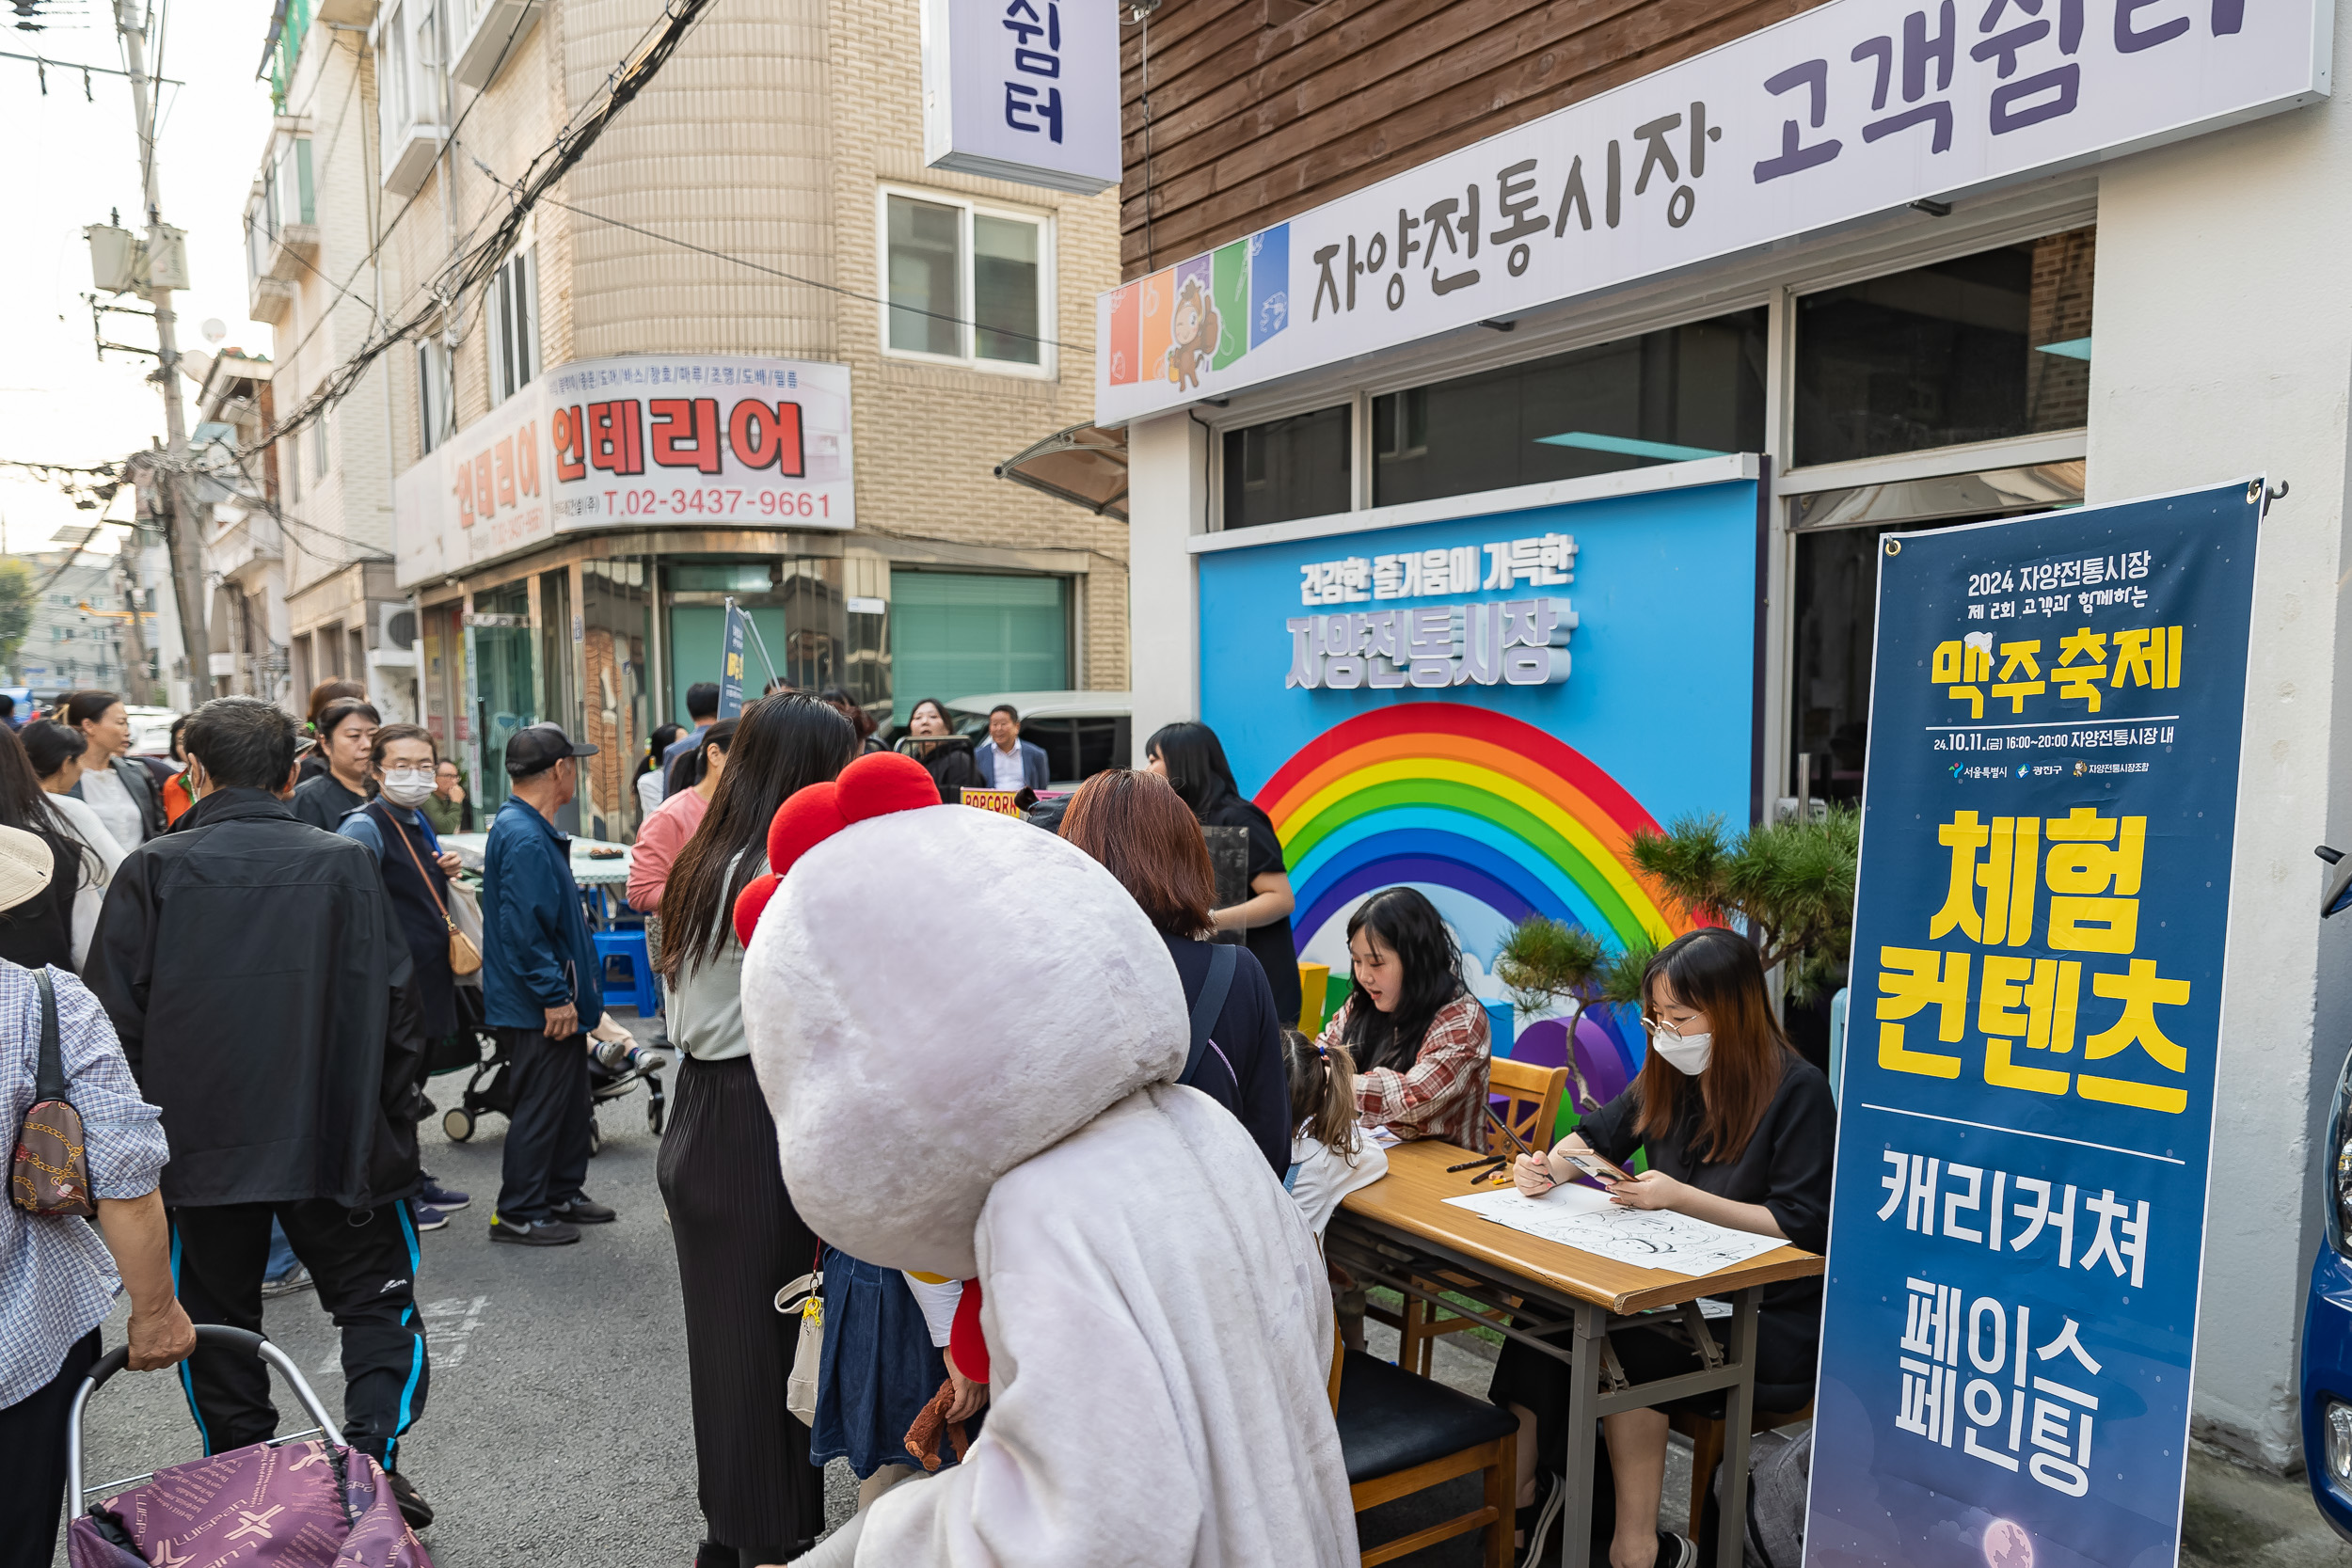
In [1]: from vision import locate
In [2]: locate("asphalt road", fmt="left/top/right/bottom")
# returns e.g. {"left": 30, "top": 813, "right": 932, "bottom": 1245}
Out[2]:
{"left": 54, "top": 1022, "right": 857, "bottom": 1568}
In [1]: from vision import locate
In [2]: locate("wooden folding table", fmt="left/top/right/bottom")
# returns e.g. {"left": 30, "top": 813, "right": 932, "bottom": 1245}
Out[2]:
{"left": 1327, "top": 1140, "right": 1824, "bottom": 1568}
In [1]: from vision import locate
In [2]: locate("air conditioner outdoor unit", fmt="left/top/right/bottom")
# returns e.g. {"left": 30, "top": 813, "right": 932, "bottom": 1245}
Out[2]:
{"left": 372, "top": 599, "right": 420, "bottom": 666}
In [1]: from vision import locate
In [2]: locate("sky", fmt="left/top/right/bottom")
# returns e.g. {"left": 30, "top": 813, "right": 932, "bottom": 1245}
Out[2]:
{"left": 0, "top": 0, "right": 278, "bottom": 560}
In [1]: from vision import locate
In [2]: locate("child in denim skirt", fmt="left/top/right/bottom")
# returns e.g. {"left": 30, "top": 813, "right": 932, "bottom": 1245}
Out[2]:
{"left": 811, "top": 1249, "right": 985, "bottom": 1512}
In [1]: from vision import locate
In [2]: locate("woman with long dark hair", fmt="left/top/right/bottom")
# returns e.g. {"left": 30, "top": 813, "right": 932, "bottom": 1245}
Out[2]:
{"left": 654, "top": 695, "right": 858, "bottom": 1568}
{"left": 63, "top": 690, "right": 165, "bottom": 848}
{"left": 1057, "top": 768, "right": 1290, "bottom": 1172}
{"left": 0, "top": 725, "right": 97, "bottom": 972}
{"left": 1312, "top": 885, "right": 1489, "bottom": 1148}
{"left": 1145, "top": 721, "right": 1302, "bottom": 1028}
{"left": 901, "top": 697, "right": 986, "bottom": 803}
{"left": 1489, "top": 927, "right": 1835, "bottom": 1568}
{"left": 22, "top": 721, "right": 125, "bottom": 969}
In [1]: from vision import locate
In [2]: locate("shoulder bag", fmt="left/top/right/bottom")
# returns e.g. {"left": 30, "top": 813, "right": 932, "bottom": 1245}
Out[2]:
{"left": 1179, "top": 942, "right": 1238, "bottom": 1091}
{"left": 776, "top": 1267, "right": 825, "bottom": 1424}
{"left": 11, "top": 968, "right": 93, "bottom": 1217}
{"left": 378, "top": 802, "right": 483, "bottom": 976}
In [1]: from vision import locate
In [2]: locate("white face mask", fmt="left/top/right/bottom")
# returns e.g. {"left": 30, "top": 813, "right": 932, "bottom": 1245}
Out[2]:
{"left": 1649, "top": 1023, "right": 1713, "bottom": 1076}
{"left": 380, "top": 768, "right": 436, "bottom": 808}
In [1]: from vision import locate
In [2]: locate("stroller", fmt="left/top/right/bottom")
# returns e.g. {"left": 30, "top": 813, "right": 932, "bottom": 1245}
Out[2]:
{"left": 433, "top": 971, "right": 667, "bottom": 1154}
{"left": 64, "top": 1324, "right": 431, "bottom": 1566}
{"left": 438, "top": 1022, "right": 667, "bottom": 1155}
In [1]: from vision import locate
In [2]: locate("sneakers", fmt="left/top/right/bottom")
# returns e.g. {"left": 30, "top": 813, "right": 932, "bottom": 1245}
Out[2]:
{"left": 386, "top": 1469, "right": 434, "bottom": 1529}
{"left": 550, "top": 1197, "right": 616, "bottom": 1225}
{"left": 419, "top": 1173, "right": 469, "bottom": 1211}
{"left": 408, "top": 1199, "right": 450, "bottom": 1233}
{"left": 488, "top": 1214, "right": 581, "bottom": 1246}
{"left": 1655, "top": 1531, "right": 1697, "bottom": 1568}
{"left": 1516, "top": 1469, "right": 1562, "bottom": 1567}
{"left": 260, "top": 1263, "right": 313, "bottom": 1299}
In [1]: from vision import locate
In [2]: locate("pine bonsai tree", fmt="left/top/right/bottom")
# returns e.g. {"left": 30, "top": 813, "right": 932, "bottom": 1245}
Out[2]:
{"left": 1627, "top": 806, "right": 1861, "bottom": 1002}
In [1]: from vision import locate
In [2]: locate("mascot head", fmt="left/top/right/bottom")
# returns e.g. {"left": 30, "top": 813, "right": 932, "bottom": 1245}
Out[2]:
{"left": 736, "top": 752, "right": 1186, "bottom": 1278}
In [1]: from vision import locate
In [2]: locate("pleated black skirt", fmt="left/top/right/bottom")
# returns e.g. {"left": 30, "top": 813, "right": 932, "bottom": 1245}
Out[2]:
{"left": 658, "top": 1053, "right": 826, "bottom": 1561}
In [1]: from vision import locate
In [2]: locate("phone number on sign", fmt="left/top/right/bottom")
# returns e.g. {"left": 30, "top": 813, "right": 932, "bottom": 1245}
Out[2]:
{"left": 600, "top": 488, "right": 837, "bottom": 520}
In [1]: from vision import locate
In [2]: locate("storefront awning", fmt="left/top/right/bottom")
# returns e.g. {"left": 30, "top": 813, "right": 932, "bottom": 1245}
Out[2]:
{"left": 993, "top": 423, "right": 1127, "bottom": 523}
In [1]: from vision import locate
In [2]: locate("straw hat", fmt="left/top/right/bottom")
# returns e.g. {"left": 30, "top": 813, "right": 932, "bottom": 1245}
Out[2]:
{"left": 0, "top": 824, "right": 56, "bottom": 914}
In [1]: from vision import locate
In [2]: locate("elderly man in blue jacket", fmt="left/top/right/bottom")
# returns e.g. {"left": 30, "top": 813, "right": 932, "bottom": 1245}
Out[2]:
{"left": 481, "top": 723, "right": 612, "bottom": 1247}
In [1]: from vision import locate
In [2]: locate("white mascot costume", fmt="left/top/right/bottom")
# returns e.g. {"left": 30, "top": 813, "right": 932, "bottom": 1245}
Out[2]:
{"left": 734, "top": 752, "right": 1359, "bottom": 1567}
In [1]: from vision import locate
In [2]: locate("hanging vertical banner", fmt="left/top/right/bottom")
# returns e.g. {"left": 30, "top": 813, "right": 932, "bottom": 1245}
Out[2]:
{"left": 717, "top": 599, "right": 748, "bottom": 720}
{"left": 1806, "top": 482, "right": 2262, "bottom": 1568}
{"left": 919, "top": 0, "right": 1120, "bottom": 195}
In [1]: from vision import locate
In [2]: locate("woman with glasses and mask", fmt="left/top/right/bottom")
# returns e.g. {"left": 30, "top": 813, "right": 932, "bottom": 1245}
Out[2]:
{"left": 335, "top": 724, "right": 473, "bottom": 1227}
{"left": 1487, "top": 927, "right": 1836, "bottom": 1568}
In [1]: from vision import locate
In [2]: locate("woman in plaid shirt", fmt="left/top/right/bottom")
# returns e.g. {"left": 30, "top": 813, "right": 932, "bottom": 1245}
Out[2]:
{"left": 1315, "top": 887, "right": 1490, "bottom": 1150}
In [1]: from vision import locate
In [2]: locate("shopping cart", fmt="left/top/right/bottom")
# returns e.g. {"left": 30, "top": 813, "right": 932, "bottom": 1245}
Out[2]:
{"left": 63, "top": 1323, "right": 431, "bottom": 1565}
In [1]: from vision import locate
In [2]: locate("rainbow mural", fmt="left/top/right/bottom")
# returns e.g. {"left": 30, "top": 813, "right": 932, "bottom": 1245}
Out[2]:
{"left": 1256, "top": 703, "right": 1708, "bottom": 1079}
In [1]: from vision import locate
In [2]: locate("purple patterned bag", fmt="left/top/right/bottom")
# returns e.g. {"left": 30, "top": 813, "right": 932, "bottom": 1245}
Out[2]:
{"left": 66, "top": 1437, "right": 431, "bottom": 1568}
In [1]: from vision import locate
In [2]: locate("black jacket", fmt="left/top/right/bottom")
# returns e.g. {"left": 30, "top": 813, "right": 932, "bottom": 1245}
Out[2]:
{"left": 81, "top": 786, "right": 427, "bottom": 1210}
{"left": 912, "top": 736, "right": 989, "bottom": 803}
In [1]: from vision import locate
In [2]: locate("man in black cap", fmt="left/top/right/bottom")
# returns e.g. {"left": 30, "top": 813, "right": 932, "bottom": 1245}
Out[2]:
{"left": 481, "top": 722, "right": 612, "bottom": 1247}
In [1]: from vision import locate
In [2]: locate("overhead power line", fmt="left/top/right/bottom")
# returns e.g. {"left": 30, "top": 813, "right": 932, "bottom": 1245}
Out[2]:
{"left": 249, "top": 0, "right": 720, "bottom": 460}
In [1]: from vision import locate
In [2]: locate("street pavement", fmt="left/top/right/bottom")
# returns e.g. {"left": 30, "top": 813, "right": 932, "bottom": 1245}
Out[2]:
{"left": 54, "top": 1018, "right": 856, "bottom": 1567}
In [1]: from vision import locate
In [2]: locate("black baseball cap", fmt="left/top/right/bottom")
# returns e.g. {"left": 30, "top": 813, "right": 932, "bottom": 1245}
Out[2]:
{"left": 504, "top": 722, "right": 598, "bottom": 777}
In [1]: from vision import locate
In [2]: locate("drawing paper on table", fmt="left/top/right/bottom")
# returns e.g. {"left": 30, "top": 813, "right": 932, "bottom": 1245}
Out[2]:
{"left": 1440, "top": 1183, "right": 1785, "bottom": 1275}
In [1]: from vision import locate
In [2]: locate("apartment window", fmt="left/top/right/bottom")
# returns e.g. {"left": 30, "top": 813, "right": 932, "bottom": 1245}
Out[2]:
{"left": 487, "top": 245, "right": 539, "bottom": 404}
{"left": 283, "top": 435, "right": 301, "bottom": 503}
{"left": 1793, "top": 227, "right": 2095, "bottom": 466}
{"left": 311, "top": 409, "right": 331, "bottom": 482}
{"left": 1371, "top": 309, "right": 1769, "bottom": 508}
{"left": 418, "top": 339, "right": 453, "bottom": 453}
{"left": 882, "top": 191, "right": 1051, "bottom": 372}
{"left": 266, "top": 136, "right": 314, "bottom": 233}
{"left": 1221, "top": 406, "right": 1351, "bottom": 531}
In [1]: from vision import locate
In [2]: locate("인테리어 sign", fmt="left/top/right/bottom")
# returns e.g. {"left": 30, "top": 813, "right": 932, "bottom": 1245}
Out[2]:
{"left": 1093, "top": 0, "right": 2328, "bottom": 423}
{"left": 393, "top": 354, "right": 854, "bottom": 588}
{"left": 1805, "top": 482, "right": 2261, "bottom": 1568}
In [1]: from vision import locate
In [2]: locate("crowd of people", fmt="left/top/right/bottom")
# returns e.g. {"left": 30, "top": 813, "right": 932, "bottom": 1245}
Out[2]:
{"left": 3, "top": 681, "right": 1833, "bottom": 1568}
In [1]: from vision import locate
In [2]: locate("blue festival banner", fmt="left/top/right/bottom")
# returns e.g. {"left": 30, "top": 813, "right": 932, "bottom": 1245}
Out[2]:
{"left": 717, "top": 599, "right": 748, "bottom": 719}
{"left": 1806, "top": 483, "right": 2262, "bottom": 1568}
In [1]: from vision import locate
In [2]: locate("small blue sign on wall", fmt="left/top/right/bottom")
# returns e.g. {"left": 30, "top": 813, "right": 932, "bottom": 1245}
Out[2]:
{"left": 1806, "top": 483, "right": 2261, "bottom": 1568}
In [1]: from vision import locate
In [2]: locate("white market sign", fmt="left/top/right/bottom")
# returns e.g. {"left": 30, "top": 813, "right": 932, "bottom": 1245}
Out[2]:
{"left": 921, "top": 0, "right": 1120, "bottom": 196}
{"left": 393, "top": 354, "right": 854, "bottom": 588}
{"left": 1094, "top": 0, "right": 2328, "bottom": 423}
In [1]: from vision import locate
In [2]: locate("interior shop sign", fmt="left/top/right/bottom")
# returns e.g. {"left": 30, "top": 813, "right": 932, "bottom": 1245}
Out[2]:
{"left": 1287, "top": 530, "right": 1578, "bottom": 689}
{"left": 393, "top": 354, "right": 854, "bottom": 588}
{"left": 920, "top": 0, "right": 1119, "bottom": 195}
{"left": 1093, "top": 0, "right": 2326, "bottom": 423}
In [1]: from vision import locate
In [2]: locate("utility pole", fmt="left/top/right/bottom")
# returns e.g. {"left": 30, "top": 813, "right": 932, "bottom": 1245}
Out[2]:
{"left": 115, "top": 0, "right": 213, "bottom": 705}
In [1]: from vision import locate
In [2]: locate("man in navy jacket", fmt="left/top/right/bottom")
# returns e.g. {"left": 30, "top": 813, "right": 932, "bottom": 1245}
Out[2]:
{"left": 480, "top": 723, "right": 611, "bottom": 1247}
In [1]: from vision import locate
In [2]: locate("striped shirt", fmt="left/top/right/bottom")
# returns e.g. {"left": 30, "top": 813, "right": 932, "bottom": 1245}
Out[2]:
{"left": 1325, "top": 990, "right": 1493, "bottom": 1153}
{"left": 0, "top": 963, "right": 169, "bottom": 1407}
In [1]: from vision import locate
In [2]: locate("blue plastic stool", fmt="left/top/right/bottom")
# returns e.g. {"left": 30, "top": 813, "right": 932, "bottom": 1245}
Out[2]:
{"left": 593, "top": 928, "right": 660, "bottom": 1015}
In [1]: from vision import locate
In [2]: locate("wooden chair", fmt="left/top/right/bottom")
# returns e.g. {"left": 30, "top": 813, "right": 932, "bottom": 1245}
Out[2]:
{"left": 1668, "top": 1402, "right": 1814, "bottom": 1538}
{"left": 1330, "top": 1337, "right": 1518, "bottom": 1566}
{"left": 1388, "top": 1058, "right": 1569, "bottom": 1375}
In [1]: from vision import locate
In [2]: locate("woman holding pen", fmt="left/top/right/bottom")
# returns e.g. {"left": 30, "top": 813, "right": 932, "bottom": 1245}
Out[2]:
{"left": 1489, "top": 927, "right": 1836, "bottom": 1568}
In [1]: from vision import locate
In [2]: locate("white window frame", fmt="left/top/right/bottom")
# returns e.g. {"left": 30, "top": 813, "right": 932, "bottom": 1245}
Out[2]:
{"left": 875, "top": 184, "right": 1057, "bottom": 380}
{"left": 486, "top": 244, "right": 540, "bottom": 406}
{"left": 311, "top": 406, "right": 331, "bottom": 482}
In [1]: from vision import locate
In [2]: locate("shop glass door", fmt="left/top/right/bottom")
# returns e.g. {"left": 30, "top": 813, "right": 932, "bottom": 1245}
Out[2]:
{"left": 471, "top": 582, "right": 535, "bottom": 816}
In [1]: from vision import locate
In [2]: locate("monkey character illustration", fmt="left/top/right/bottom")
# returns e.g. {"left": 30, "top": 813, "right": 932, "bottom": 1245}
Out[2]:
{"left": 1164, "top": 277, "right": 1221, "bottom": 391}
